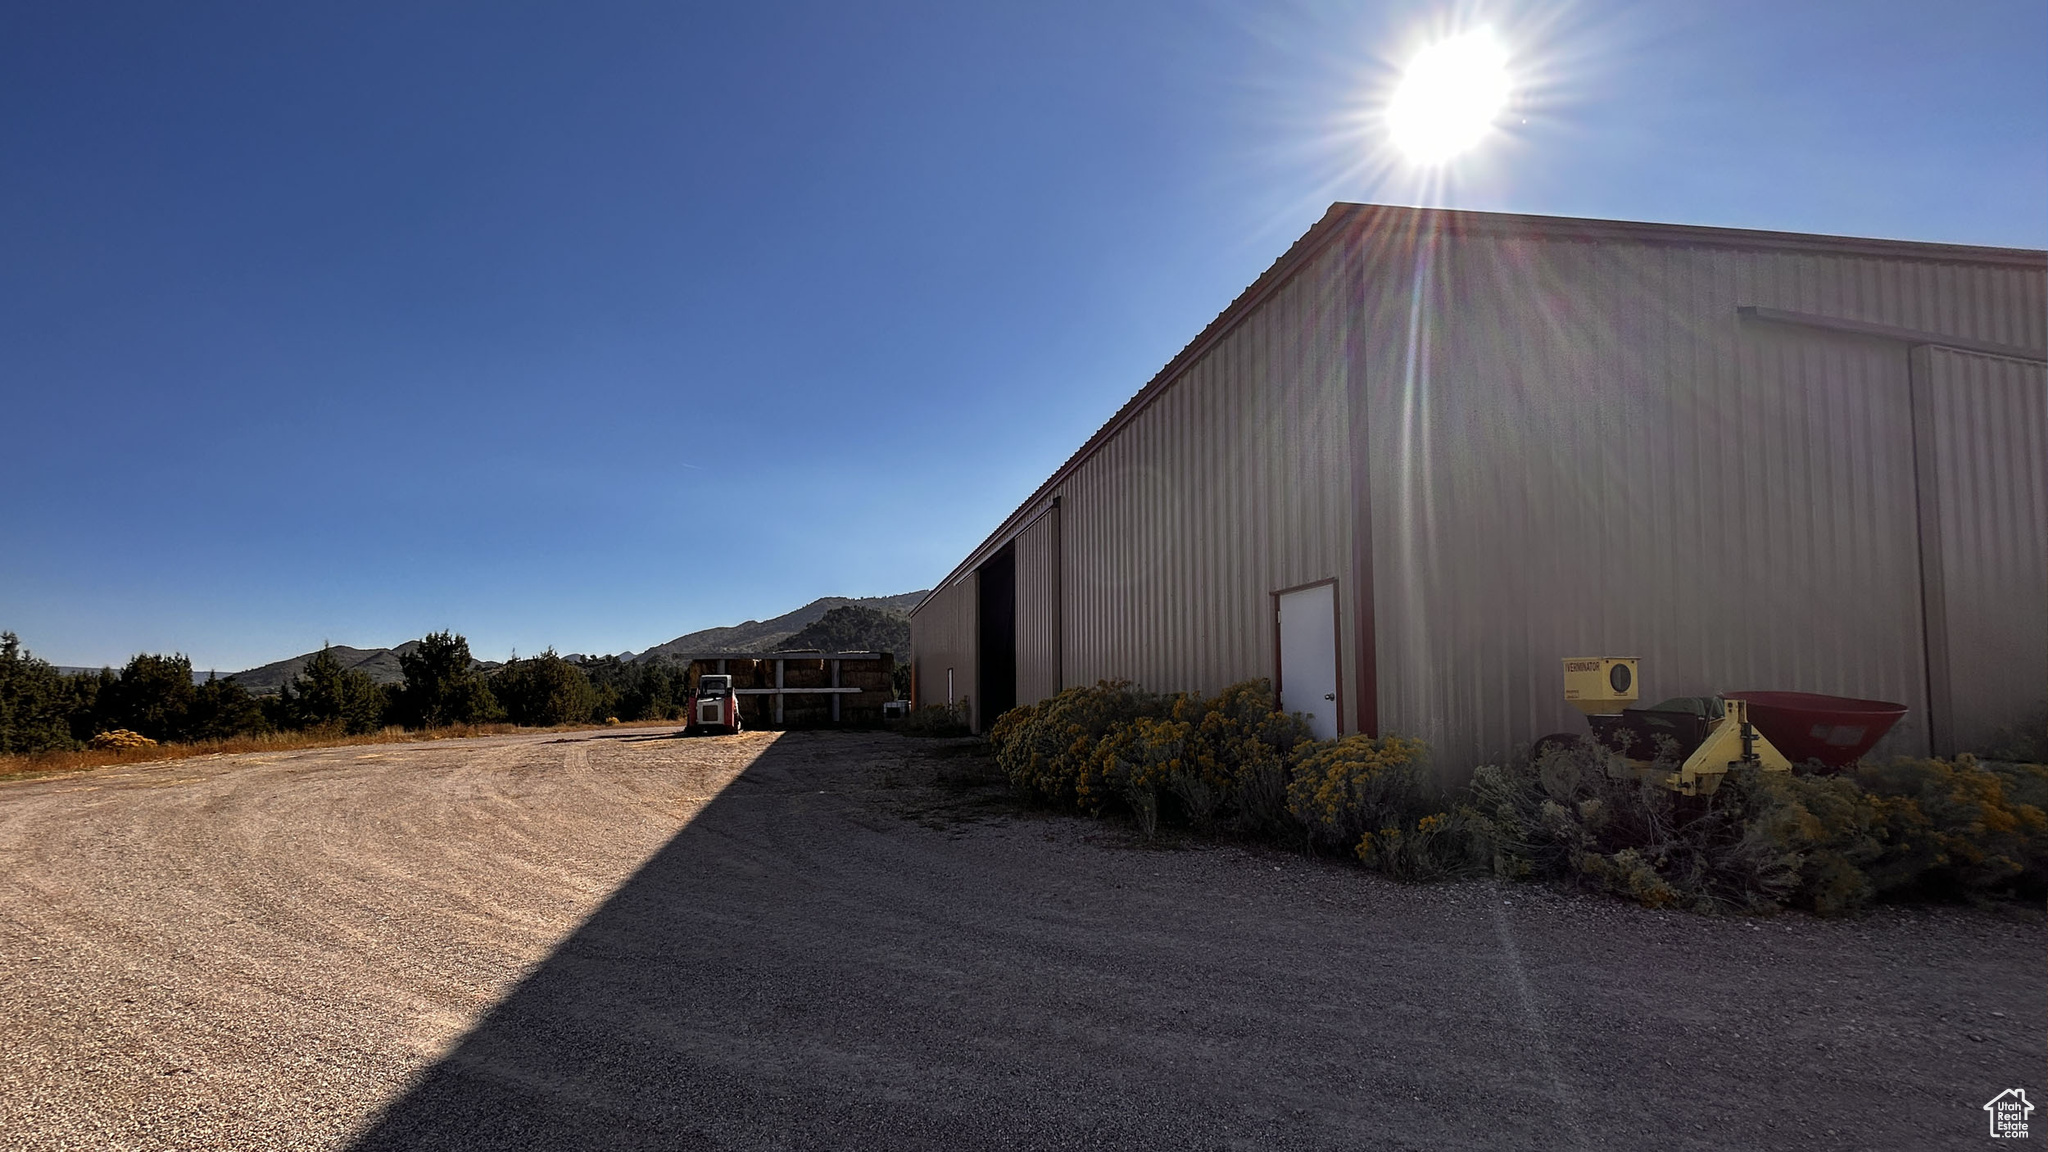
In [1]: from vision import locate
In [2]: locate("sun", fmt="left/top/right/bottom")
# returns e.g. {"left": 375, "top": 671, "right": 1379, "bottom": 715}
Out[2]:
{"left": 1387, "top": 28, "right": 1511, "bottom": 165}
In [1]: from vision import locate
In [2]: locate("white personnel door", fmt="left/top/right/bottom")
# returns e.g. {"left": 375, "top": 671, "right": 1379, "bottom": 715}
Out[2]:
{"left": 1278, "top": 583, "right": 1339, "bottom": 740}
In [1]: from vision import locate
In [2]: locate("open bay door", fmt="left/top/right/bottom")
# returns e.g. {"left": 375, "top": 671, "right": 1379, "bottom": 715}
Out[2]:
{"left": 1278, "top": 581, "right": 1340, "bottom": 740}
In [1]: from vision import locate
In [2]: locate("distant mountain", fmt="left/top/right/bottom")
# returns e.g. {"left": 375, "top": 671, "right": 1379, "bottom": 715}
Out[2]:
{"left": 50, "top": 654, "right": 407, "bottom": 689}
{"left": 220, "top": 643, "right": 422, "bottom": 693}
{"left": 773, "top": 605, "right": 911, "bottom": 661}
{"left": 636, "top": 592, "right": 925, "bottom": 663}
{"left": 218, "top": 641, "right": 513, "bottom": 694}
{"left": 47, "top": 589, "right": 929, "bottom": 692}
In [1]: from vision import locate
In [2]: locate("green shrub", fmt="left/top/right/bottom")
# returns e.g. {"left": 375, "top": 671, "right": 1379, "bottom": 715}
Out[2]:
{"left": 989, "top": 679, "right": 1318, "bottom": 835}
{"left": 1284, "top": 732, "right": 1481, "bottom": 881}
{"left": 1983, "top": 707, "right": 2048, "bottom": 765}
{"left": 1724, "top": 757, "right": 2048, "bottom": 911}
{"left": 988, "top": 681, "right": 1174, "bottom": 807}
{"left": 1089, "top": 710, "right": 1191, "bottom": 837}
{"left": 1470, "top": 739, "right": 1804, "bottom": 913}
{"left": 1851, "top": 755, "right": 2048, "bottom": 900}
{"left": 1287, "top": 733, "right": 1429, "bottom": 851}
{"left": 1190, "top": 681, "right": 1317, "bottom": 836}
{"left": 492, "top": 649, "right": 596, "bottom": 727}
{"left": 903, "top": 697, "right": 973, "bottom": 737}
{"left": 986, "top": 678, "right": 2048, "bottom": 913}
{"left": 1748, "top": 770, "right": 1886, "bottom": 915}
{"left": 1471, "top": 738, "right": 2048, "bottom": 914}
{"left": 991, "top": 680, "right": 1478, "bottom": 873}
{"left": 575, "top": 654, "right": 689, "bottom": 723}
{"left": 1355, "top": 809, "right": 1486, "bottom": 881}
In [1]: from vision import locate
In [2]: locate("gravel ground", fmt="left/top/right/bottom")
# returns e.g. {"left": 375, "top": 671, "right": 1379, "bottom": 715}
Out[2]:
{"left": 0, "top": 728, "right": 2038, "bottom": 1151}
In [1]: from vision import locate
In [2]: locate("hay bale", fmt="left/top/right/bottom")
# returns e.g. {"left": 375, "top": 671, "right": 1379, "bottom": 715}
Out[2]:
{"left": 89, "top": 729, "right": 158, "bottom": 752}
{"left": 783, "top": 659, "right": 828, "bottom": 690}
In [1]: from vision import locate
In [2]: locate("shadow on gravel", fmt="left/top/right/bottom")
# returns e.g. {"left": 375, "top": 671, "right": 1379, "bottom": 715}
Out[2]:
{"left": 345, "top": 734, "right": 832, "bottom": 1151}
{"left": 346, "top": 733, "right": 1411, "bottom": 1151}
{"left": 338, "top": 733, "right": 2018, "bottom": 1152}
{"left": 349, "top": 733, "right": 1132, "bottom": 1152}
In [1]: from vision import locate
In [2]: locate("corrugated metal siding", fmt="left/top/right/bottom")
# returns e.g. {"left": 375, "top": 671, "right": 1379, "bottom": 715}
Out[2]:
{"left": 1055, "top": 240, "right": 1359, "bottom": 711}
{"left": 909, "top": 575, "right": 976, "bottom": 717}
{"left": 1014, "top": 506, "right": 1062, "bottom": 705}
{"left": 1921, "top": 347, "right": 2048, "bottom": 755}
{"left": 911, "top": 206, "right": 2042, "bottom": 779}
{"left": 1363, "top": 229, "right": 2044, "bottom": 779}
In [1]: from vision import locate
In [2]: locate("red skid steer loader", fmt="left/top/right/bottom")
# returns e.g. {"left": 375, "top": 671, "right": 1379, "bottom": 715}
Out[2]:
{"left": 684, "top": 674, "right": 743, "bottom": 736}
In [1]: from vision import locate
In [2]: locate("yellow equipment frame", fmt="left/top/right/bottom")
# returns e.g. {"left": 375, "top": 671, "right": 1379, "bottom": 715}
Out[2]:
{"left": 1657, "top": 697, "right": 1792, "bottom": 796}
{"left": 1562, "top": 658, "right": 1791, "bottom": 795}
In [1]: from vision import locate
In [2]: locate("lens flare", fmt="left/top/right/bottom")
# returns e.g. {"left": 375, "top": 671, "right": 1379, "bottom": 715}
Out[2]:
{"left": 1387, "top": 28, "right": 1511, "bottom": 165}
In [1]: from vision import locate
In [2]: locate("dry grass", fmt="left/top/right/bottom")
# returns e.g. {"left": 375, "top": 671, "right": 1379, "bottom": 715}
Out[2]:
{"left": 0, "top": 720, "right": 678, "bottom": 783}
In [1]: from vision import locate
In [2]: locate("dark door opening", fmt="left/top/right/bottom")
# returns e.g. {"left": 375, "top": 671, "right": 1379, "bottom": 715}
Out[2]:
{"left": 976, "top": 544, "right": 1017, "bottom": 726}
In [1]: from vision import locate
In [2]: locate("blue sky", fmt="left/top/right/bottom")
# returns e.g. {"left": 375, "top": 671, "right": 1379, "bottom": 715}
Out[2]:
{"left": 4, "top": 1, "right": 2043, "bottom": 671}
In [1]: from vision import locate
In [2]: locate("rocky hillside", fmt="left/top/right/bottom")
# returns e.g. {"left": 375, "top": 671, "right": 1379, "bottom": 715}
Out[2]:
{"left": 772, "top": 605, "right": 911, "bottom": 661}
{"left": 634, "top": 592, "right": 924, "bottom": 662}
{"left": 219, "top": 644, "right": 420, "bottom": 692}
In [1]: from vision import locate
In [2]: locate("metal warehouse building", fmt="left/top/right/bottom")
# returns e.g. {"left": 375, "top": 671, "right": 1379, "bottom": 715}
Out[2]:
{"left": 909, "top": 204, "right": 2047, "bottom": 782}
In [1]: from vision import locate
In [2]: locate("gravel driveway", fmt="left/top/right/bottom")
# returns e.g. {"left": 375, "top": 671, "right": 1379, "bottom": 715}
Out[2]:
{"left": 0, "top": 728, "right": 2037, "bottom": 1150}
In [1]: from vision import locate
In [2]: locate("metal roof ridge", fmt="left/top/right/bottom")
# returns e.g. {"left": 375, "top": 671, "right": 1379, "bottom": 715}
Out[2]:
{"left": 1338, "top": 202, "right": 2047, "bottom": 266}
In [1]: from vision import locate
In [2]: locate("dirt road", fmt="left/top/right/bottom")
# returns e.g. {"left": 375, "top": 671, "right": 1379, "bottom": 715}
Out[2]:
{"left": 0, "top": 728, "right": 2037, "bottom": 1150}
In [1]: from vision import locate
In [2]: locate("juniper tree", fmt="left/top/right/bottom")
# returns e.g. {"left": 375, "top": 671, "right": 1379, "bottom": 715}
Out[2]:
{"left": 396, "top": 631, "right": 499, "bottom": 728}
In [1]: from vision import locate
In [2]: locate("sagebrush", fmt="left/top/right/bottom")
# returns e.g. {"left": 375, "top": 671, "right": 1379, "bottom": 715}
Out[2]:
{"left": 988, "top": 681, "right": 2048, "bottom": 914}
{"left": 903, "top": 697, "right": 973, "bottom": 737}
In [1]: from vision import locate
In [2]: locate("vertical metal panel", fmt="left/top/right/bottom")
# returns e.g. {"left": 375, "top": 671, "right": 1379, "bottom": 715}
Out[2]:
{"left": 1364, "top": 230, "right": 2042, "bottom": 780}
{"left": 908, "top": 574, "right": 976, "bottom": 717}
{"left": 1013, "top": 506, "right": 1062, "bottom": 705}
{"left": 912, "top": 208, "right": 2042, "bottom": 782}
{"left": 1920, "top": 347, "right": 2048, "bottom": 754}
{"left": 1052, "top": 241, "right": 1359, "bottom": 709}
